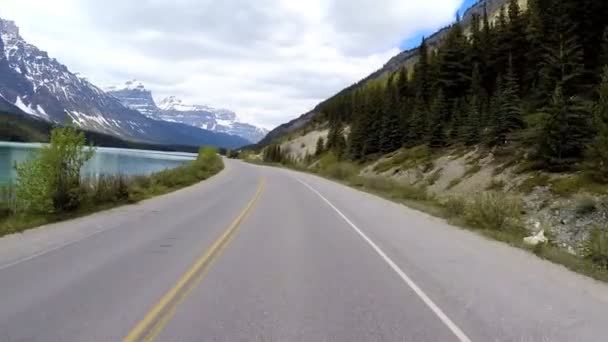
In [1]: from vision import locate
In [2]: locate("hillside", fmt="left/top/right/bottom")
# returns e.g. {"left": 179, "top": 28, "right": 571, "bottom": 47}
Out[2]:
{"left": 254, "top": 0, "right": 608, "bottom": 270}
{"left": 0, "top": 18, "right": 248, "bottom": 149}
{"left": 0, "top": 111, "right": 201, "bottom": 152}
{"left": 259, "top": 0, "right": 517, "bottom": 145}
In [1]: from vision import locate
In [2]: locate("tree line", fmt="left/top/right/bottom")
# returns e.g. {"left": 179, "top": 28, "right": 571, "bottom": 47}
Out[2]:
{"left": 316, "top": 0, "right": 608, "bottom": 177}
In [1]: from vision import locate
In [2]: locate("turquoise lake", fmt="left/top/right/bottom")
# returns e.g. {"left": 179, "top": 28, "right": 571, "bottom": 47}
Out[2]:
{"left": 0, "top": 141, "right": 197, "bottom": 184}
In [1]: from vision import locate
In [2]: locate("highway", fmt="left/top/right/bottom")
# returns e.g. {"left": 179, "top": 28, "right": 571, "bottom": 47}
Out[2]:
{"left": 0, "top": 159, "right": 607, "bottom": 341}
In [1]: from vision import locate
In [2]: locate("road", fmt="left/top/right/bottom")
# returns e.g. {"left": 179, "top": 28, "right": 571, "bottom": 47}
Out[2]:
{"left": 0, "top": 159, "right": 608, "bottom": 341}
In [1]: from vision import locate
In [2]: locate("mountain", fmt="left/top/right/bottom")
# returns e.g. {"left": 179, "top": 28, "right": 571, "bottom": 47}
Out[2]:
{"left": 104, "top": 80, "right": 158, "bottom": 118}
{"left": 107, "top": 82, "right": 268, "bottom": 143}
{"left": 259, "top": 0, "right": 514, "bottom": 145}
{"left": 0, "top": 18, "right": 248, "bottom": 148}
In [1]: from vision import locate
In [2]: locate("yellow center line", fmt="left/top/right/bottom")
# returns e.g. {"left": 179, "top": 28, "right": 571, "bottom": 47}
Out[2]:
{"left": 123, "top": 178, "right": 266, "bottom": 342}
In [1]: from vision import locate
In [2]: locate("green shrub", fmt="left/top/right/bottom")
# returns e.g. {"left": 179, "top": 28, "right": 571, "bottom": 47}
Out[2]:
{"left": 354, "top": 176, "right": 428, "bottom": 201}
{"left": 441, "top": 196, "right": 467, "bottom": 218}
{"left": 88, "top": 175, "right": 130, "bottom": 205}
{"left": 517, "top": 173, "right": 550, "bottom": 193}
{"left": 447, "top": 178, "right": 462, "bottom": 190}
{"left": 15, "top": 127, "right": 95, "bottom": 213}
{"left": 464, "top": 192, "right": 522, "bottom": 231}
{"left": 464, "top": 163, "right": 482, "bottom": 178}
{"left": 575, "top": 196, "right": 597, "bottom": 217}
{"left": 426, "top": 168, "right": 443, "bottom": 186}
{"left": 373, "top": 145, "right": 432, "bottom": 173}
{"left": 487, "top": 179, "right": 506, "bottom": 191}
{"left": 550, "top": 177, "right": 581, "bottom": 197}
{"left": 583, "top": 227, "right": 608, "bottom": 269}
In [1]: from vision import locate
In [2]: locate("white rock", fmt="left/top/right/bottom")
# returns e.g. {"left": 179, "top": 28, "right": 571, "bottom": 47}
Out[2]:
{"left": 524, "top": 230, "right": 548, "bottom": 246}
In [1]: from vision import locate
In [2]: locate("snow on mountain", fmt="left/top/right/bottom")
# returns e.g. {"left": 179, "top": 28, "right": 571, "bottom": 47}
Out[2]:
{"left": 155, "top": 96, "right": 268, "bottom": 143}
{"left": 109, "top": 82, "right": 268, "bottom": 143}
{"left": 105, "top": 80, "right": 159, "bottom": 118}
{"left": 0, "top": 18, "right": 249, "bottom": 148}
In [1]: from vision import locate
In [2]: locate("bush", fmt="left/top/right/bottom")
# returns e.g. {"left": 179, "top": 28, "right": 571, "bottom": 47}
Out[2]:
{"left": 583, "top": 226, "right": 608, "bottom": 269}
{"left": 463, "top": 192, "right": 522, "bottom": 231}
{"left": 575, "top": 196, "right": 597, "bottom": 217}
{"left": 15, "top": 127, "right": 94, "bottom": 213}
{"left": 352, "top": 176, "right": 428, "bottom": 201}
{"left": 441, "top": 196, "right": 467, "bottom": 218}
{"left": 88, "top": 175, "right": 130, "bottom": 205}
{"left": 373, "top": 145, "right": 432, "bottom": 173}
{"left": 487, "top": 179, "right": 506, "bottom": 191}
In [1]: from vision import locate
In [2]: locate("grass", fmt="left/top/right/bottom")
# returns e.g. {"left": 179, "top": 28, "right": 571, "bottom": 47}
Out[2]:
{"left": 446, "top": 178, "right": 462, "bottom": 190}
{"left": 0, "top": 148, "right": 224, "bottom": 237}
{"left": 487, "top": 179, "right": 506, "bottom": 191}
{"left": 517, "top": 172, "right": 550, "bottom": 193}
{"left": 426, "top": 168, "right": 443, "bottom": 186}
{"left": 463, "top": 162, "right": 482, "bottom": 178}
{"left": 373, "top": 145, "right": 433, "bottom": 173}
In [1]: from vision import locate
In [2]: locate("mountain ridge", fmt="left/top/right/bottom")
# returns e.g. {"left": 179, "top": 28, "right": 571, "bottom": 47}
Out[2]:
{"left": 259, "top": 0, "right": 514, "bottom": 146}
{"left": 107, "top": 81, "right": 268, "bottom": 143}
{"left": 0, "top": 18, "right": 248, "bottom": 148}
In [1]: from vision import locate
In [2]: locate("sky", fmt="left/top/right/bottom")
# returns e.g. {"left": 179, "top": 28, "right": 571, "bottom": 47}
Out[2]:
{"left": 0, "top": 0, "right": 473, "bottom": 129}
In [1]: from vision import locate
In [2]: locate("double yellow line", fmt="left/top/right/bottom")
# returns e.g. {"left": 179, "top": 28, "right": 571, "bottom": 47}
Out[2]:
{"left": 123, "top": 179, "right": 266, "bottom": 342}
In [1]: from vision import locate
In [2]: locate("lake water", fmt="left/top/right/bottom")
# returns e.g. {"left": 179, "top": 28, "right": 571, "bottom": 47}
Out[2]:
{"left": 0, "top": 142, "right": 197, "bottom": 184}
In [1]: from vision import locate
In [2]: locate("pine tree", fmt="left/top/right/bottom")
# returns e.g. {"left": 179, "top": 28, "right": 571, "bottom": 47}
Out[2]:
{"left": 380, "top": 107, "right": 404, "bottom": 154}
{"left": 539, "top": 86, "right": 592, "bottom": 170}
{"left": 502, "top": 57, "right": 524, "bottom": 132}
{"left": 429, "top": 90, "right": 448, "bottom": 148}
{"left": 406, "top": 96, "right": 428, "bottom": 146}
{"left": 481, "top": 3, "right": 496, "bottom": 95}
{"left": 600, "top": 28, "right": 608, "bottom": 73}
{"left": 464, "top": 95, "right": 482, "bottom": 145}
{"left": 525, "top": 0, "right": 544, "bottom": 96}
{"left": 315, "top": 137, "right": 325, "bottom": 156}
{"left": 489, "top": 57, "right": 523, "bottom": 146}
{"left": 540, "top": 2, "right": 584, "bottom": 98}
{"left": 437, "top": 19, "right": 470, "bottom": 101}
{"left": 413, "top": 38, "right": 432, "bottom": 105}
{"left": 506, "top": 0, "right": 528, "bottom": 94}
{"left": 588, "top": 67, "right": 608, "bottom": 182}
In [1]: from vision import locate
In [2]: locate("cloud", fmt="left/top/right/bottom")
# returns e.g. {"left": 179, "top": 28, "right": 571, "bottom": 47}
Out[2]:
{"left": 0, "top": 0, "right": 464, "bottom": 129}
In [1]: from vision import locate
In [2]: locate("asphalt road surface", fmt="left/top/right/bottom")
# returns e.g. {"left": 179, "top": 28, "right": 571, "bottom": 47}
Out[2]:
{"left": 1, "top": 159, "right": 608, "bottom": 341}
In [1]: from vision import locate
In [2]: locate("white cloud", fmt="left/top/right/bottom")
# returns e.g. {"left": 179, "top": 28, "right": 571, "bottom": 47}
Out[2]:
{"left": 0, "top": 0, "right": 464, "bottom": 129}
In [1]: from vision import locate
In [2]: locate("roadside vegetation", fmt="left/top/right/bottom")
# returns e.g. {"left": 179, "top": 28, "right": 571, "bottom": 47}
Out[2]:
{"left": 245, "top": 0, "right": 608, "bottom": 282}
{"left": 0, "top": 127, "right": 223, "bottom": 237}
{"left": 245, "top": 146, "right": 608, "bottom": 282}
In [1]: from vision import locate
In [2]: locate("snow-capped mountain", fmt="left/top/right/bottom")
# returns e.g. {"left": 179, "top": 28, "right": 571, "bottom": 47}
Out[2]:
{"left": 108, "top": 82, "right": 268, "bottom": 143}
{"left": 0, "top": 18, "right": 248, "bottom": 148}
{"left": 105, "top": 80, "right": 159, "bottom": 118}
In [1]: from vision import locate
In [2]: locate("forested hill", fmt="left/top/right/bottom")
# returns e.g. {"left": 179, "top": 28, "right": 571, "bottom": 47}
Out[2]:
{"left": 301, "top": 0, "right": 608, "bottom": 175}
{"left": 258, "top": 0, "right": 514, "bottom": 146}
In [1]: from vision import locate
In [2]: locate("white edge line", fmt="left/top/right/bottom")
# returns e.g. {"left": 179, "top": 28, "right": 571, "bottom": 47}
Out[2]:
{"left": 0, "top": 226, "right": 117, "bottom": 272}
{"left": 296, "top": 178, "right": 472, "bottom": 342}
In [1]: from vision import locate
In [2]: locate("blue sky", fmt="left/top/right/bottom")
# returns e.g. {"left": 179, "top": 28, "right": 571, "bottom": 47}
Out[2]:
{"left": 399, "top": 0, "right": 479, "bottom": 50}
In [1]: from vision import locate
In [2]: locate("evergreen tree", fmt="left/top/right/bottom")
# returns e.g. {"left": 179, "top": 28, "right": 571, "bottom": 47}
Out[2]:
{"left": 413, "top": 38, "right": 432, "bottom": 105}
{"left": 437, "top": 18, "right": 470, "bottom": 101}
{"left": 540, "top": 2, "right": 584, "bottom": 97}
{"left": 588, "top": 67, "right": 608, "bottom": 182}
{"left": 539, "top": 86, "right": 592, "bottom": 170}
{"left": 525, "top": 0, "right": 544, "bottom": 95}
{"left": 491, "top": 59, "right": 523, "bottom": 145}
{"left": 315, "top": 137, "right": 325, "bottom": 156}
{"left": 429, "top": 90, "right": 448, "bottom": 148}
{"left": 506, "top": 0, "right": 528, "bottom": 94}
{"left": 464, "top": 95, "right": 482, "bottom": 145}
{"left": 600, "top": 28, "right": 608, "bottom": 73}
{"left": 406, "top": 96, "right": 428, "bottom": 146}
{"left": 481, "top": 3, "right": 496, "bottom": 95}
{"left": 380, "top": 108, "right": 404, "bottom": 154}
